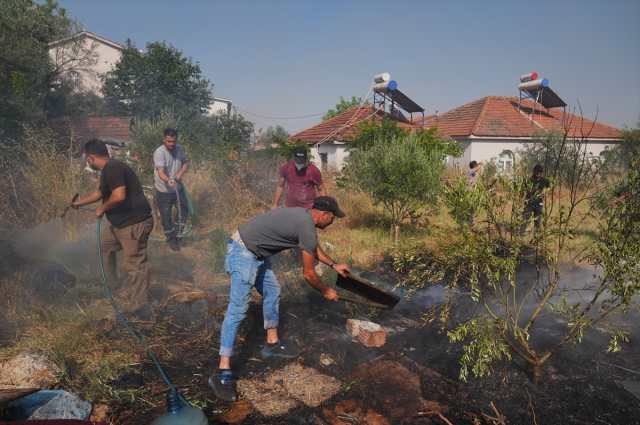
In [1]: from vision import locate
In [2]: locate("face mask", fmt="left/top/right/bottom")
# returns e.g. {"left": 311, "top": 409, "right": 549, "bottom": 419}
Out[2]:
{"left": 295, "top": 162, "right": 307, "bottom": 171}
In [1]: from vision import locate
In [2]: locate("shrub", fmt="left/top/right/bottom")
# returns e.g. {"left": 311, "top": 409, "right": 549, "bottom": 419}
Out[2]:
{"left": 351, "top": 133, "right": 445, "bottom": 226}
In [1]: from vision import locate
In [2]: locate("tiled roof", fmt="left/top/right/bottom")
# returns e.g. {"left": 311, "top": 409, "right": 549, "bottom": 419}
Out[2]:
{"left": 422, "top": 96, "right": 621, "bottom": 139}
{"left": 289, "top": 105, "right": 420, "bottom": 144}
{"left": 411, "top": 114, "right": 436, "bottom": 123}
{"left": 43, "top": 117, "right": 134, "bottom": 152}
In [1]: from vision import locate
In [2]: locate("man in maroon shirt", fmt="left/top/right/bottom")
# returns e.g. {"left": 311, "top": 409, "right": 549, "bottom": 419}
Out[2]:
{"left": 271, "top": 146, "right": 327, "bottom": 210}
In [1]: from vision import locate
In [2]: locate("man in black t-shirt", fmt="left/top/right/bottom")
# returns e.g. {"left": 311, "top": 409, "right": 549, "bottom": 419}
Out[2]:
{"left": 520, "top": 164, "right": 550, "bottom": 234}
{"left": 71, "top": 139, "right": 154, "bottom": 302}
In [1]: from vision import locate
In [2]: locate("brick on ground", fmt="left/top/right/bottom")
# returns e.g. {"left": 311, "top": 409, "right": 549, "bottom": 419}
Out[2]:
{"left": 346, "top": 318, "right": 387, "bottom": 347}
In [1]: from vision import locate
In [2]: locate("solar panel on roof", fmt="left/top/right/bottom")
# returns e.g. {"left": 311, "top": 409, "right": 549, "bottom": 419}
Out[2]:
{"left": 524, "top": 86, "right": 567, "bottom": 109}
{"left": 388, "top": 89, "right": 424, "bottom": 114}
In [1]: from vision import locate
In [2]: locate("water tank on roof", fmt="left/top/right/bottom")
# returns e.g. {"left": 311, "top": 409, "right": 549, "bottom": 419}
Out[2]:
{"left": 373, "top": 73, "right": 391, "bottom": 83}
{"left": 373, "top": 80, "right": 397, "bottom": 93}
{"left": 518, "top": 78, "right": 548, "bottom": 91}
{"left": 520, "top": 73, "right": 538, "bottom": 82}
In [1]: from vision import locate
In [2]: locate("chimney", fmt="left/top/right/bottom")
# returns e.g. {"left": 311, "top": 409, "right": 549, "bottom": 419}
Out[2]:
{"left": 435, "top": 110, "right": 439, "bottom": 117}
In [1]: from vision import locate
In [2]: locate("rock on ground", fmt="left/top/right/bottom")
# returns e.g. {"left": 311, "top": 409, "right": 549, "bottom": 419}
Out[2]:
{"left": 0, "top": 352, "right": 60, "bottom": 390}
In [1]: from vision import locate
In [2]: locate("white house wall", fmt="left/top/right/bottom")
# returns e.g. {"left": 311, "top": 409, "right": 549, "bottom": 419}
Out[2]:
{"left": 207, "top": 98, "right": 233, "bottom": 116}
{"left": 451, "top": 138, "right": 619, "bottom": 169}
{"left": 469, "top": 139, "right": 527, "bottom": 166}
{"left": 310, "top": 143, "right": 350, "bottom": 170}
{"left": 49, "top": 37, "right": 122, "bottom": 93}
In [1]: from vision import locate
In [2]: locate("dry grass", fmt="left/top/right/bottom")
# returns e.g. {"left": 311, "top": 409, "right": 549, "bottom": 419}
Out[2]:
{"left": 237, "top": 362, "right": 341, "bottom": 417}
{"left": 0, "top": 125, "right": 97, "bottom": 234}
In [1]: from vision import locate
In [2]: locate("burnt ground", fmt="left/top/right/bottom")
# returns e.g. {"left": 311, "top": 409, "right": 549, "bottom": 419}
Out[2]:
{"left": 104, "top": 269, "right": 640, "bottom": 425}
{"left": 3, "top": 236, "right": 640, "bottom": 425}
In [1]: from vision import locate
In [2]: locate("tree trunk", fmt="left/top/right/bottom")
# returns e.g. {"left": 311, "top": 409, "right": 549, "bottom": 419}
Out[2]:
{"left": 533, "top": 363, "right": 543, "bottom": 386}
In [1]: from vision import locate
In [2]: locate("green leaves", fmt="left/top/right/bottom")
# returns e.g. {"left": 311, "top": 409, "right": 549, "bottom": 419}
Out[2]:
{"left": 0, "top": 0, "right": 72, "bottom": 138}
{"left": 181, "top": 111, "right": 254, "bottom": 161}
{"left": 400, "top": 147, "right": 640, "bottom": 384}
{"left": 322, "top": 96, "right": 369, "bottom": 122}
{"left": 547, "top": 294, "right": 581, "bottom": 320}
{"left": 351, "top": 133, "right": 446, "bottom": 225}
{"left": 447, "top": 318, "right": 512, "bottom": 382}
{"left": 102, "top": 40, "right": 212, "bottom": 121}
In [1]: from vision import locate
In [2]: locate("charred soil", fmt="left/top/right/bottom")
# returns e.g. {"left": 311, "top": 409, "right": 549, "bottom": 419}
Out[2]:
{"left": 2, "top": 241, "right": 639, "bottom": 424}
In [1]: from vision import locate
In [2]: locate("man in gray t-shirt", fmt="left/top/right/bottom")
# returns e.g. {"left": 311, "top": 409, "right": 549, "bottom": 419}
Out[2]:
{"left": 209, "top": 196, "right": 350, "bottom": 402}
{"left": 153, "top": 128, "right": 189, "bottom": 251}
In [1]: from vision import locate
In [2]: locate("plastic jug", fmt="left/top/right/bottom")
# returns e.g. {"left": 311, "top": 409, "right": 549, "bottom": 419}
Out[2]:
{"left": 151, "top": 391, "right": 208, "bottom": 425}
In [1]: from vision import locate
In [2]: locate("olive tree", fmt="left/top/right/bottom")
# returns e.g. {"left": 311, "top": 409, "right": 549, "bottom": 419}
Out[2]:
{"left": 351, "top": 133, "right": 446, "bottom": 227}
{"left": 396, "top": 114, "right": 640, "bottom": 385}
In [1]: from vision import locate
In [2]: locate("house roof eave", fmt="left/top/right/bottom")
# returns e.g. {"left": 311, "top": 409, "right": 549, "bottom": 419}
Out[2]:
{"left": 48, "top": 30, "right": 125, "bottom": 51}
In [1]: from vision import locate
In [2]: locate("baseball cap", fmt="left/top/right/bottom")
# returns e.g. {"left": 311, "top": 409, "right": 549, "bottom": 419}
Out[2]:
{"left": 313, "top": 196, "right": 345, "bottom": 218}
{"left": 293, "top": 146, "right": 308, "bottom": 164}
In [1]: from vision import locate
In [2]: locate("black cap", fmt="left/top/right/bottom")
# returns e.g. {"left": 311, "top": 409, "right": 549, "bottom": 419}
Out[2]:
{"left": 313, "top": 196, "right": 345, "bottom": 218}
{"left": 293, "top": 146, "right": 307, "bottom": 164}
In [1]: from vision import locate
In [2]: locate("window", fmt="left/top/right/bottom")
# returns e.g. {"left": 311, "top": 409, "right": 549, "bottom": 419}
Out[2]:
{"left": 68, "top": 71, "right": 81, "bottom": 86}
{"left": 498, "top": 151, "right": 513, "bottom": 173}
{"left": 319, "top": 153, "right": 328, "bottom": 169}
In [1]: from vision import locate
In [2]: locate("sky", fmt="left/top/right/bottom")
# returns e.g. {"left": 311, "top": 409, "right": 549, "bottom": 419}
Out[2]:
{"left": 55, "top": 0, "right": 640, "bottom": 134}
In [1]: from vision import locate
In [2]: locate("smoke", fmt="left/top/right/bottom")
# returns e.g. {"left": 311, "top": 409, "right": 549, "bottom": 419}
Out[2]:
{"left": 357, "top": 271, "right": 449, "bottom": 319}
{"left": 9, "top": 218, "right": 65, "bottom": 263}
{"left": 359, "top": 264, "right": 639, "bottom": 352}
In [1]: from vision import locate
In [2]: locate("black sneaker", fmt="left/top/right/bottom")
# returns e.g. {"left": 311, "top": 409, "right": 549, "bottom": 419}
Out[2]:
{"left": 261, "top": 339, "right": 299, "bottom": 359}
{"left": 168, "top": 236, "right": 180, "bottom": 251}
{"left": 209, "top": 369, "right": 237, "bottom": 402}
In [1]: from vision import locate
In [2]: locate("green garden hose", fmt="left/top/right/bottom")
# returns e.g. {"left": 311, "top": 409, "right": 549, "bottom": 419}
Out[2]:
{"left": 77, "top": 182, "right": 195, "bottom": 407}
{"left": 96, "top": 215, "right": 191, "bottom": 407}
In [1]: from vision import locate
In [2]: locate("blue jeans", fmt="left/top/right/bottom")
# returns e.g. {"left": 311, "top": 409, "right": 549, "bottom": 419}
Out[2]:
{"left": 219, "top": 238, "right": 280, "bottom": 357}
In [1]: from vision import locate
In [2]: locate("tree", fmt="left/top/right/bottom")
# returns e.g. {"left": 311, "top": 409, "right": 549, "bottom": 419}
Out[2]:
{"left": 43, "top": 84, "right": 114, "bottom": 118}
{"left": 260, "top": 125, "right": 291, "bottom": 145}
{"left": 0, "top": 0, "right": 89, "bottom": 137}
{"left": 350, "top": 115, "right": 464, "bottom": 158}
{"left": 396, "top": 113, "right": 640, "bottom": 386}
{"left": 102, "top": 40, "right": 212, "bottom": 121}
{"left": 518, "top": 126, "right": 600, "bottom": 188}
{"left": 349, "top": 115, "right": 408, "bottom": 151}
{"left": 181, "top": 111, "right": 254, "bottom": 161}
{"left": 351, "top": 133, "right": 446, "bottom": 227}
{"left": 601, "top": 121, "right": 640, "bottom": 169}
{"left": 322, "top": 96, "right": 369, "bottom": 121}
{"left": 126, "top": 108, "right": 180, "bottom": 186}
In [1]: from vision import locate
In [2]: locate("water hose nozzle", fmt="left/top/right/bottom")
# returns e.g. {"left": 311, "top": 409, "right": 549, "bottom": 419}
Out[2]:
{"left": 60, "top": 193, "right": 80, "bottom": 218}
